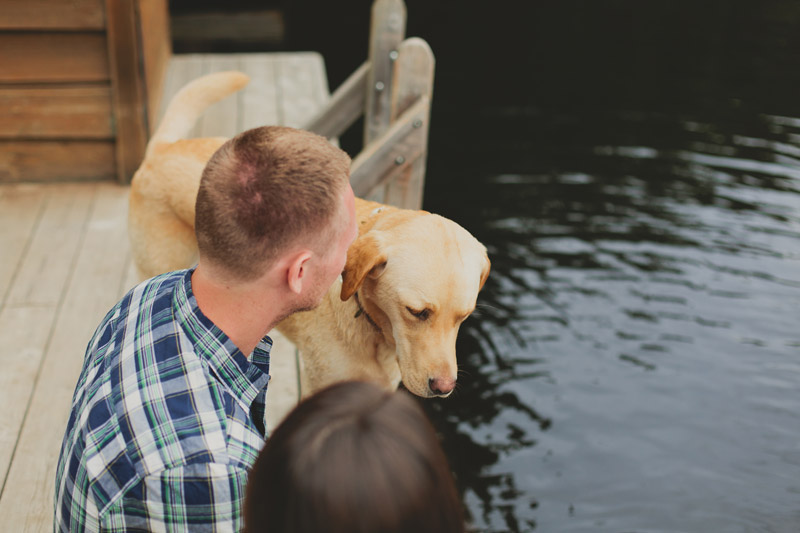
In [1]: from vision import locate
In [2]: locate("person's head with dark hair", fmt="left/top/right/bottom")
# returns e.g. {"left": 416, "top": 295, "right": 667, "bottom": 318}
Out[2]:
{"left": 245, "top": 381, "right": 466, "bottom": 533}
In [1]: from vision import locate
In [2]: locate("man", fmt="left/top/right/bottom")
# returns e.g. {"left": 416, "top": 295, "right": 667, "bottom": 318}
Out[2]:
{"left": 54, "top": 126, "right": 358, "bottom": 531}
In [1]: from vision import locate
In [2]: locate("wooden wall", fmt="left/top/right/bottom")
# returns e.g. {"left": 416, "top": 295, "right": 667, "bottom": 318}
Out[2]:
{"left": 0, "top": 0, "right": 170, "bottom": 183}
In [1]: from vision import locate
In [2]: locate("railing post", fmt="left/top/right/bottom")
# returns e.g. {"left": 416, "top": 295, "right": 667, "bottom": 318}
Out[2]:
{"left": 384, "top": 37, "right": 434, "bottom": 210}
{"left": 364, "top": 0, "right": 406, "bottom": 203}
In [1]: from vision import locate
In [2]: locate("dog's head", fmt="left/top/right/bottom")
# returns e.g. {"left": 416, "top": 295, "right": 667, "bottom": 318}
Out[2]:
{"left": 340, "top": 209, "right": 490, "bottom": 398}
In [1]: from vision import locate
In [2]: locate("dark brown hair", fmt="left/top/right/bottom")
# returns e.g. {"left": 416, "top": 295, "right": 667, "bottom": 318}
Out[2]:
{"left": 195, "top": 126, "right": 351, "bottom": 280}
{"left": 245, "top": 381, "right": 466, "bottom": 533}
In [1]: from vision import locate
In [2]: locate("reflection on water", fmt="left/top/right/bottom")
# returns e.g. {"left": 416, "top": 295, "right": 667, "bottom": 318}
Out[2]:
{"left": 420, "top": 106, "right": 800, "bottom": 531}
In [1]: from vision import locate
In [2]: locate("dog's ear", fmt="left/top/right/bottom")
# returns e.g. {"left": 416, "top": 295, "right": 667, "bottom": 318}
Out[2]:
{"left": 479, "top": 253, "right": 491, "bottom": 291}
{"left": 340, "top": 233, "right": 387, "bottom": 301}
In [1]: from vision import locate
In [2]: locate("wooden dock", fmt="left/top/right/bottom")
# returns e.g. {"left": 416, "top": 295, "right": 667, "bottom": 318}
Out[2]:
{"left": 0, "top": 52, "right": 325, "bottom": 530}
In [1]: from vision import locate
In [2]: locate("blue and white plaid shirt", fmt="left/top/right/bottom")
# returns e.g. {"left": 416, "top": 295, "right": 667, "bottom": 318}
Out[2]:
{"left": 54, "top": 269, "right": 271, "bottom": 532}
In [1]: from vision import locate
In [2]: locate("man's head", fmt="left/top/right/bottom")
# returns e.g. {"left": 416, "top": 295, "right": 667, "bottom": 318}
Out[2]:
{"left": 195, "top": 126, "right": 356, "bottom": 309}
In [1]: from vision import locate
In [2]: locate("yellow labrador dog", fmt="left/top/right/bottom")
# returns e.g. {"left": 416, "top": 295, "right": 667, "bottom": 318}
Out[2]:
{"left": 129, "top": 71, "right": 490, "bottom": 398}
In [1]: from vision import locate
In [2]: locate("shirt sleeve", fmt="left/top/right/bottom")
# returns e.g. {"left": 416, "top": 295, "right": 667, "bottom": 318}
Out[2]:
{"left": 99, "top": 462, "right": 249, "bottom": 532}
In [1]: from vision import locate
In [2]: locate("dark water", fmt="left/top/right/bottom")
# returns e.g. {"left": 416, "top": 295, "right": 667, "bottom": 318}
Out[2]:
{"left": 184, "top": 1, "right": 800, "bottom": 530}
{"left": 408, "top": 4, "right": 800, "bottom": 531}
{"left": 422, "top": 109, "right": 800, "bottom": 532}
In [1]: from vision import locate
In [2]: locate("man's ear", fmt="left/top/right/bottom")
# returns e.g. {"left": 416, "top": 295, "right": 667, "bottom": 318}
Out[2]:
{"left": 340, "top": 232, "right": 387, "bottom": 301}
{"left": 287, "top": 250, "right": 313, "bottom": 295}
{"left": 479, "top": 253, "right": 491, "bottom": 291}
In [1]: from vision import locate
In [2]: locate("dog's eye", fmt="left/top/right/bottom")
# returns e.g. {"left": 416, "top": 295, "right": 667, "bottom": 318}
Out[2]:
{"left": 407, "top": 307, "right": 430, "bottom": 321}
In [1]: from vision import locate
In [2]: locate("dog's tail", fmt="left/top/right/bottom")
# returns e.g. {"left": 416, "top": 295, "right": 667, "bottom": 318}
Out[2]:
{"left": 145, "top": 71, "right": 250, "bottom": 157}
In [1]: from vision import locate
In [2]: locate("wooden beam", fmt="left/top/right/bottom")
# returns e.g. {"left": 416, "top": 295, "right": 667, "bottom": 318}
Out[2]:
{"left": 304, "top": 61, "right": 370, "bottom": 139}
{"left": 138, "top": 0, "right": 172, "bottom": 134}
{"left": 351, "top": 96, "right": 428, "bottom": 197}
{"left": 105, "top": 0, "right": 148, "bottom": 183}
{"left": 385, "top": 37, "right": 435, "bottom": 209}
{"left": 363, "top": 0, "right": 406, "bottom": 147}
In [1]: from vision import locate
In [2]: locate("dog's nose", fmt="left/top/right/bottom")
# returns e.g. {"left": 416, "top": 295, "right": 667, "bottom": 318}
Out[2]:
{"left": 429, "top": 376, "right": 456, "bottom": 396}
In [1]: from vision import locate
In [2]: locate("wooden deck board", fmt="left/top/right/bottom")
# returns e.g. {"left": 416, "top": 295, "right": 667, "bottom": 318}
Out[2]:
{"left": 198, "top": 55, "right": 241, "bottom": 139}
{"left": 6, "top": 184, "right": 95, "bottom": 307}
{"left": 0, "top": 51, "right": 329, "bottom": 529}
{"left": 0, "top": 185, "right": 47, "bottom": 305}
{"left": 276, "top": 52, "right": 329, "bottom": 128}
{"left": 0, "top": 183, "right": 129, "bottom": 531}
{"left": 239, "top": 54, "right": 280, "bottom": 130}
{"left": 0, "top": 305, "right": 57, "bottom": 496}
{"left": 0, "top": 184, "right": 95, "bottom": 501}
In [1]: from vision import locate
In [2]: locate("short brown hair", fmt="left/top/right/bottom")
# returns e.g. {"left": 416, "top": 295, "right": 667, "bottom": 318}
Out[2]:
{"left": 195, "top": 126, "right": 351, "bottom": 280}
{"left": 245, "top": 381, "right": 466, "bottom": 533}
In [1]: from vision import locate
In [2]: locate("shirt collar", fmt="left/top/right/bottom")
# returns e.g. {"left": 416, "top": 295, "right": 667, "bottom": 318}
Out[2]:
{"left": 173, "top": 269, "right": 271, "bottom": 408}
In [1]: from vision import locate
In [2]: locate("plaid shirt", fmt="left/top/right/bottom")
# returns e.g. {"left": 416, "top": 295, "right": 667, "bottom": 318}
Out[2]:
{"left": 54, "top": 269, "right": 271, "bottom": 532}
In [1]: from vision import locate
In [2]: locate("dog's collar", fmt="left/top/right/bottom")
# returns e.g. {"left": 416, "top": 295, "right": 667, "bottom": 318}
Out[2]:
{"left": 354, "top": 292, "right": 381, "bottom": 333}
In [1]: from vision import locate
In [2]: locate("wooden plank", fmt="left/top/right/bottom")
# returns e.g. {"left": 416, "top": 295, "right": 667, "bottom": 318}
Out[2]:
{"left": 106, "top": 0, "right": 148, "bottom": 183}
{"left": 265, "top": 331, "right": 301, "bottom": 431}
{"left": 6, "top": 184, "right": 95, "bottom": 307}
{"left": 363, "top": 0, "right": 406, "bottom": 145}
{"left": 198, "top": 55, "right": 241, "bottom": 139}
{"left": 384, "top": 37, "right": 434, "bottom": 209}
{"left": 350, "top": 96, "right": 428, "bottom": 197}
{"left": 0, "top": 185, "right": 47, "bottom": 306}
{"left": 0, "top": 305, "right": 58, "bottom": 495}
{"left": 0, "top": 183, "right": 130, "bottom": 531}
{"left": 304, "top": 61, "right": 369, "bottom": 139}
{"left": 276, "top": 52, "right": 328, "bottom": 128}
{"left": 138, "top": 0, "right": 171, "bottom": 134}
{"left": 239, "top": 54, "right": 280, "bottom": 130}
{"left": 0, "top": 0, "right": 104, "bottom": 30}
{"left": 119, "top": 259, "right": 140, "bottom": 298}
{"left": 0, "top": 86, "right": 113, "bottom": 139}
{"left": 0, "top": 33, "right": 109, "bottom": 83}
{"left": 159, "top": 56, "right": 206, "bottom": 138}
{"left": 0, "top": 141, "right": 115, "bottom": 182}
{"left": 310, "top": 50, "right": 331, "bottom": 111}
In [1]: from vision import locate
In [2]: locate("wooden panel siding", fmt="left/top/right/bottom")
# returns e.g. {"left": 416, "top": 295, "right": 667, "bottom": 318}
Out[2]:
{"left": 0, "top": 86, "right": 113, "bottom": 139}
{"left": 0, "top": 0, "right": 105, "bottom": 30}
{"left": 0, "top": 141, "right": 116, "bottom": 182}
{"left": 106, "top": 0, "right": 148, "bottom": 182}
{"left": 0, "top": 0, "right": 169, "bottom": 182}
{"left": 138, "top": 0, "right": 171, "bottom": 134}
{"left": 0, "top": 33, "right": 109, "bottom": 83}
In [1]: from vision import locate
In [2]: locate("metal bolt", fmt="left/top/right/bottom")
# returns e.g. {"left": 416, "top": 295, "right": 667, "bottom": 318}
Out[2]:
{"left": 413, "top": 119, "right": 423, "bottom": 128}
{"left": 395, "top": 156, "right": 405, "bottom": 165}
{"left": 389, "top": 50, "right": 399, "bottom": 61}
{"left": 388, "top": 13, "right": 402, "bottom": 31}
{"left": 375, "top": 81, "right": 385, "bottom": 91}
